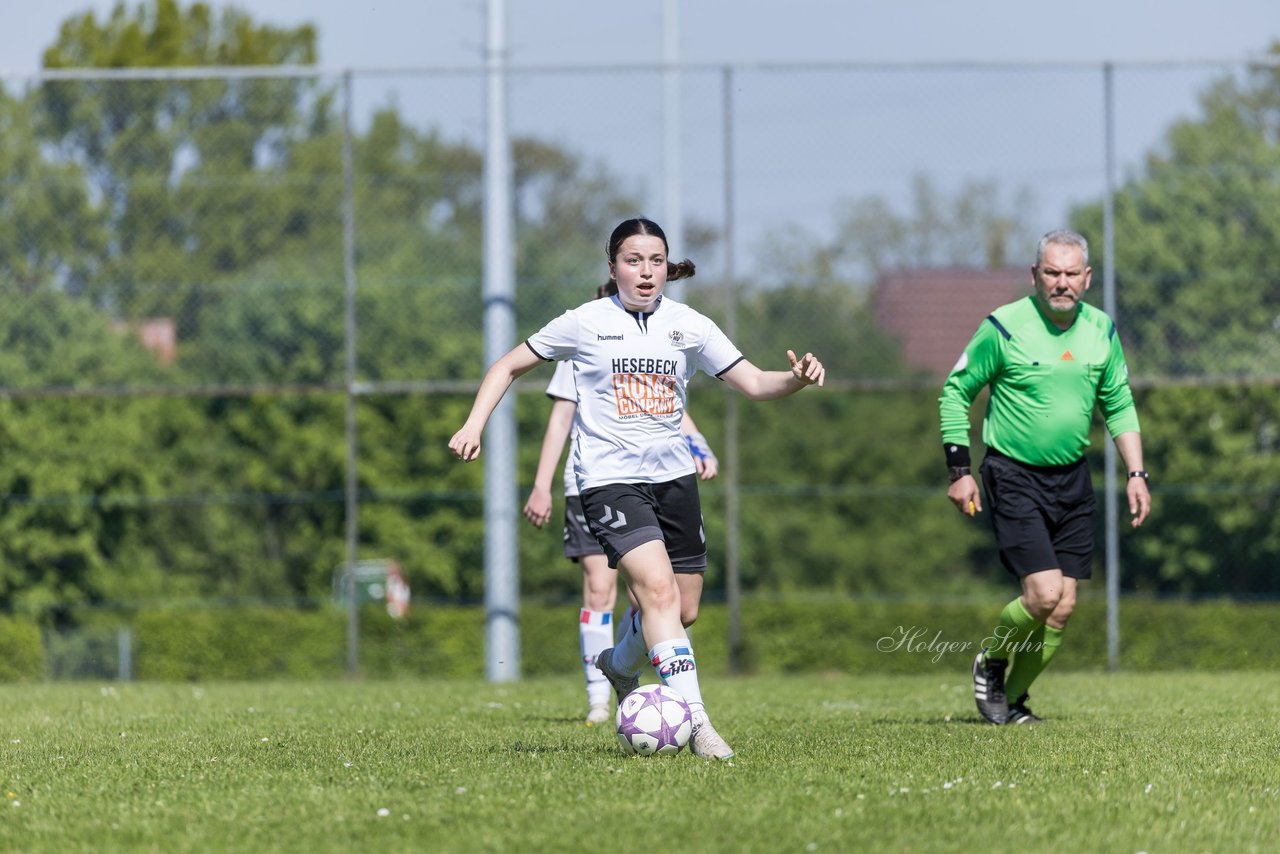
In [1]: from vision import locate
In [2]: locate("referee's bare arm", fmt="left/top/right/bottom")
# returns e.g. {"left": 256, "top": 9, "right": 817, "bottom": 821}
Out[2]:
{"left": 1114, "top": 430, "right": 1151, "bottom": 527}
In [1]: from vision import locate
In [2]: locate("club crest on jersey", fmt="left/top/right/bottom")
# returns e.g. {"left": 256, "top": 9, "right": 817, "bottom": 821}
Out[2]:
{"left": 668, "top": 330, "right": 685, "bottom": 347}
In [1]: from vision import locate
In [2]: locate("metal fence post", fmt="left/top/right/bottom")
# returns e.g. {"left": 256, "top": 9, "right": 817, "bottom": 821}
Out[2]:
{"left": 1102, "top": 61, "right": 1121, "bottom": 672}
{"left": 342, "top": 69, "right": 362, "bottom": 677}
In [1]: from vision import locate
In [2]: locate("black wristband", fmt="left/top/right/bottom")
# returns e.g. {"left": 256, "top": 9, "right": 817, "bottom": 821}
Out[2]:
{"left": 1128, "top": 470, "right": 1149, "bottom": 481}
{"left": 944, "top": 443, "right": 971, "bottom": 468}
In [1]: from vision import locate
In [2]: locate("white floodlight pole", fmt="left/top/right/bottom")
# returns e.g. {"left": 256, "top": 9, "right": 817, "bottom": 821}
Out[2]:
{"left": 662, "top": 0, "right": 684, "bottom": 301}
{"left": 483, "top": 0, "right": 520, "bottom": 682}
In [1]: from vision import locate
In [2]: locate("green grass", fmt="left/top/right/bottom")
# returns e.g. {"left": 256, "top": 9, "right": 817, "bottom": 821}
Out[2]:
{"left": 1, "top": 672, "right": 1277, "bottom": 852}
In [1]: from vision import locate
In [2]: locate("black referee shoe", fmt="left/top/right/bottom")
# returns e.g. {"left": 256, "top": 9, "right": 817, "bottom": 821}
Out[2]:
{"left": 1005, "top": 693, "right": 1043, "bottom": 725}
{"left": 972, "top": 650, "right": 1009, "bottom": 724}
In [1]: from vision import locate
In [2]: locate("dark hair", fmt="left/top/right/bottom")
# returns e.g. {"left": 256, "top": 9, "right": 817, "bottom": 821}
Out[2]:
{"left": 602, "top": 217, "right": 696, "bottom": 292}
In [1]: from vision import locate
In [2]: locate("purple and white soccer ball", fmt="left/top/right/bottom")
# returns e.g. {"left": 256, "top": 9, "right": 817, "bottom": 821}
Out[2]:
{"left": 615, "top": 684, "right": 692, "bottom": 756}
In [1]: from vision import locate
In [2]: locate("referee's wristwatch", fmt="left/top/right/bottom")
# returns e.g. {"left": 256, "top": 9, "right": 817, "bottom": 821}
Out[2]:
{"left": 1127, "top": 470, "right": 1149, "bottom": 481}
{"left": 947, "top": 466, "right": 971, "bottom": 483}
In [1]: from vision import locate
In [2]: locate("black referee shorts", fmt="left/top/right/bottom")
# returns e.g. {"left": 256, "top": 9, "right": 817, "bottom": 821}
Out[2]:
{"left": 979, "top": 449, "right": 1096, "bottom": 580}
{"left": 579, "top": 474, "right": 707, "bottom": 572}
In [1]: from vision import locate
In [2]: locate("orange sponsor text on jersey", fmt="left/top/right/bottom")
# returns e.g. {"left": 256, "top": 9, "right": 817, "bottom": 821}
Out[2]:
{"left": 612, "top": 372, "right": 679, "bottom": 416}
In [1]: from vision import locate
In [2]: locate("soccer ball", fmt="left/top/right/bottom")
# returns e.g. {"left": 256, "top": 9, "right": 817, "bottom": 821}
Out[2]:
{"left": 615, "top": 684, "right": 692, "bottom": 755}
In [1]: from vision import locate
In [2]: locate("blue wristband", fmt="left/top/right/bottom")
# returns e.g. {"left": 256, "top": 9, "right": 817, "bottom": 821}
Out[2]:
{"left": 685, "top": 432, "right": 716, "bottom": 463}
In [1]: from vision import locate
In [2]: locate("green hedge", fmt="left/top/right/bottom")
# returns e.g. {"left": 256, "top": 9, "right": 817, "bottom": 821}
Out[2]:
{"left": 695, "top": 596, "right": 1280, "bottom": 673}
{"left": 11, "top": 596, "right": 1280, "bottom": 681}
{"left": 0, "top": 617, "right": 44, "bottom": 681}
{"left": 133, "top": 608, "right": 348, "bottom": 680}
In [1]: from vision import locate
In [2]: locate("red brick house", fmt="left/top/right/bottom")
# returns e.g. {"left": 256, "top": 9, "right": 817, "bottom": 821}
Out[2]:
{"left": 875, "top": 268, "right": 1029, "bottom": 377}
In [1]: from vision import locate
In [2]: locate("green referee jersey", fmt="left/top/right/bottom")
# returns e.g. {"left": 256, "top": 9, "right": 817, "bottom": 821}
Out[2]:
{"left": 939, "top": 296, "right": 1140, "bottom": 467}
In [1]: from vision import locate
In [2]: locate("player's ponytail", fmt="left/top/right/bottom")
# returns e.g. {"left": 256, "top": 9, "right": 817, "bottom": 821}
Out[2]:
{"left": 667, "top": 259, "right": 696, "bottom": 282}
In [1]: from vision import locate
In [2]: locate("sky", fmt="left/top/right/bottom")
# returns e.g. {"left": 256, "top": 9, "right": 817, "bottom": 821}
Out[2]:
{"left": 2, "top": 1, "right": 1278, "bottom": 272}
{"left": 2, "top": 0, "right": 1276, "bottom": 71}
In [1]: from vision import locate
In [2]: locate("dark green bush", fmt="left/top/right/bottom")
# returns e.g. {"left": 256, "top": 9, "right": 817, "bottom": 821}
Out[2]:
{"left": 133, "top": 608, "right": 346, "bottom": 680}
{"left": 0, "top": 617, "right": 43, "bottom": 681}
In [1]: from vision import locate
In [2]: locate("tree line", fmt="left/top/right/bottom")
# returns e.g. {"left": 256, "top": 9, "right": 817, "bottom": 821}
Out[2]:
{"left": 0, "top": 2, "right": 1278, "bottom": 623}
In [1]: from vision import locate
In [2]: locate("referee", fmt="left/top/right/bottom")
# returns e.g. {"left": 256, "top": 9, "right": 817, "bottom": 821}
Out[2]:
{"left": 939, "top": 228, "right": 1151, "bottom": 725}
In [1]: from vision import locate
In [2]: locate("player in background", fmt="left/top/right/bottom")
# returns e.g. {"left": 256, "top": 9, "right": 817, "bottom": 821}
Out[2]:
{"left": 523, "top": 282, "right": 720, "bottom": 726}
{"left": 450, "top": 217, "right": 824, "bottom": 759}
{"left": 940, "top": 228, "right": 1151, "bottom": 725}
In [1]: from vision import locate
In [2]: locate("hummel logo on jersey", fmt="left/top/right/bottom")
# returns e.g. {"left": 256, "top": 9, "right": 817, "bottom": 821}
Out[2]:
{"left": 1060, "top": 350, "right": 1075, "bottom": 361}
{"left": 598, "top": 505, "right": 628, "bottom": 529}
{"left": 598, "top": 334, "right": 624, "bottom": 341}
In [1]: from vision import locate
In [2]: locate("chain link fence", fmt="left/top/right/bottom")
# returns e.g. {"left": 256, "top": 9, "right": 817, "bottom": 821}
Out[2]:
{"left": 1, "top": 57, "right": 1278, "bottom": 639}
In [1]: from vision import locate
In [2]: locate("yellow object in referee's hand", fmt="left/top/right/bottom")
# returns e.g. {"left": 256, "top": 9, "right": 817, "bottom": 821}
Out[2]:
{"left": 968, "top": 500, "right": 976, "bottom": 516}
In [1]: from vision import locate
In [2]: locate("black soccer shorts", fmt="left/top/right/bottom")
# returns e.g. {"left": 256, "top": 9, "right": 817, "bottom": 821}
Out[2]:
{"left": 562, "top": 494, "right": 605, "bottom": 561}
{"left": 579, "top": 474, "right": 707, "bottom": 572}
{"left": 980, "top": 450, "right": 1096, "bottom": 579}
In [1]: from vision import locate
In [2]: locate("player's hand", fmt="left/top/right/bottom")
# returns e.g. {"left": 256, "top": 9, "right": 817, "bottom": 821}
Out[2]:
{"left": 788, "top": 350, "right": 825, "bottom": 387}
{"left": 694, "top": 454, "right": 718, "bottom": 480}
{"left": 448, "top": 426, "right": 482, "bottom": 462}
{"left": 947, "top": 477, "right": 981, "bottom": 517}
{"left": 685, "top": 432, "right": 719, "bottom": 480}
{"left": 1127, "top": 478, "right": 1151, "bottom": 528}
{"left": 523, "top": 486, "right": 554, "bottom": 528}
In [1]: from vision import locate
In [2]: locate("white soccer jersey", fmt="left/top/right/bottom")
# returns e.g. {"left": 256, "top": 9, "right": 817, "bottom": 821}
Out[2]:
{"left": 527, "top": 294, "right": 744, "bottom": 491}
{"left": 543, "top": 359, "right": 582, "bottom": 498}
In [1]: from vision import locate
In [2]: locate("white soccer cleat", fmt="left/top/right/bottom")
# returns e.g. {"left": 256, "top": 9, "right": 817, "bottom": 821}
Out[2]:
{"left": 689, "top": 713, "right": 735, "bottom": 760}
{"left": 586, "top": 704, "right": 611, "bottom": 726}
{"left": 594, "top": 648, "right": 640, "bottom": 706}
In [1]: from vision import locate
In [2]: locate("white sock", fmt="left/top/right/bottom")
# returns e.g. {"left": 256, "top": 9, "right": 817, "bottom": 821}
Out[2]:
{"left": 612, "top": 606, "right": 648, "bottom": 674}
{"left": 649, "top": 637, "right": 705, "bottom": 717}
{"left": 579, "top": 609, "right": 613, "bottom": 708}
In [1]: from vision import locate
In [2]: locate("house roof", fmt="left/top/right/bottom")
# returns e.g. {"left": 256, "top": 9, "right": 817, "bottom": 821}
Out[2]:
{"left": 875, "top": 267, "right": 1029, "bottom": 377}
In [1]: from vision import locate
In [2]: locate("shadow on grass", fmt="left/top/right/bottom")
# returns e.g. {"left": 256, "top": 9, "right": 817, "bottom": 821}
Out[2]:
{"left": 872, "top": 715, "right": 1006, "bottom": 726}
{"left": 872, "top": 714, "right": 1072, "bottom": 726}
{"left": 505, "top": 741, "right": 620, "bottom": 758}
{"left": 528, "top": 712, "right": 613, "bottom": 726}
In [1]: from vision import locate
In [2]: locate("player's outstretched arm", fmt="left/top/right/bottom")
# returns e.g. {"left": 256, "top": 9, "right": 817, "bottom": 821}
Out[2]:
{"left": 720, "top": 350, "right": 825, "bottom": 401}
{"left": 523, "top": 398, "right": 576, "bottom": 527}
{"left": 449, "top": 345, "right": 544, "bottom": 462}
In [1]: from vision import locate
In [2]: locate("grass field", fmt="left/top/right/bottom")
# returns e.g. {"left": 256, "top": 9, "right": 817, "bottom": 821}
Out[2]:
{"left": 1, "top": 672, "right": 1277, "bottom": 852}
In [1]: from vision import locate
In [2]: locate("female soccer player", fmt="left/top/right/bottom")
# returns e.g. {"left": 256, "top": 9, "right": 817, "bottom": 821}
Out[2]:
{"left": 523, "top": 290, "right": 719, "bottom": 726}
{"left": 450, "top": 217, "right": 824, "bottom": 759}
